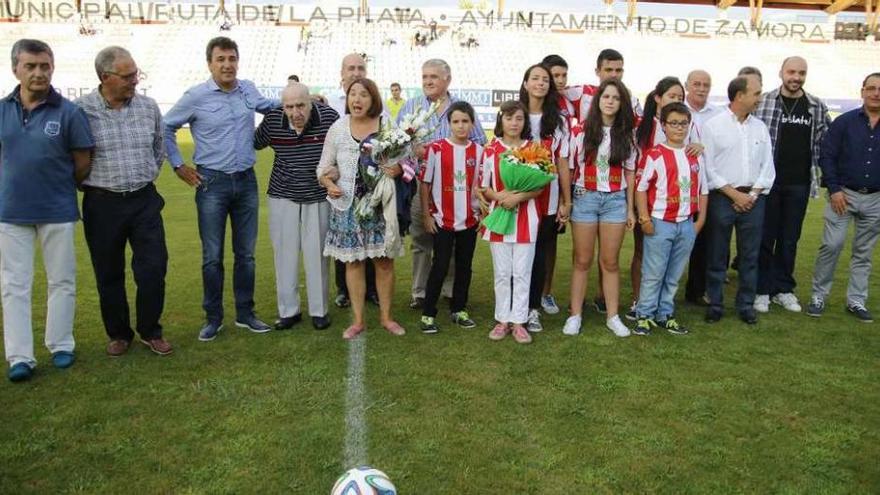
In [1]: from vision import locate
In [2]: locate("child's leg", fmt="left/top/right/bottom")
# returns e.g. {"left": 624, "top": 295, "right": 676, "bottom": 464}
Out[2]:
{"left": 542, "top": 228, "right": 558, "bottom": 297}
{"left": 569, "top": 222, "right": 598, "bottom": 316}
{"left": 658, "top": 220, "right": 698, "bottom": 320}
{"left": 490, "top": 243, "right": 514, "bottom": 324}
{"left": 512, "top": 243, "right": 537, "bottom": 324}
{"left": 423, "top": 228, "right": 454, "bottom": 318}
{"left": 528, "top": 216, "right": 553, "bottom": 310}
{"left": 450, "top": 226, "right": 478, "bottom": 314}
{"left": 631, "top": 226, "right": 644, "bottom": 302}
{"left": 598, "top": 222, "right": 627, "bottom": 319}
{"left": 635, "top": 219, "right": 674, "bottom": 319}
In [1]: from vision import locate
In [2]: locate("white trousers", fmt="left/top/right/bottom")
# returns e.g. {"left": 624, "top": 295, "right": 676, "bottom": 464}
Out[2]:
{"left": 269, "top": 198, "right": 330, "bottom": 318}
{"left": 0, "top": 222, "right": 77, "bottom": 367}
{"left": 490, "top": 242, "right": 536, "bottom": 324}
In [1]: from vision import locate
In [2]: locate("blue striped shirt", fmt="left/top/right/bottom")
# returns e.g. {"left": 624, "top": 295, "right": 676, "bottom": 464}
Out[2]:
{"left": 164, "top": 77, "right": 279, "bottom": 173}
{"left": 395, "top": 93, "right": 487, "bottom": 145}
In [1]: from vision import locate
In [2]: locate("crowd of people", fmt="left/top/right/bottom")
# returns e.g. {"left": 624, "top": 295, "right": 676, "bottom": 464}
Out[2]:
{"left": 1, "top": 36, "right": 878, "bottom": 382}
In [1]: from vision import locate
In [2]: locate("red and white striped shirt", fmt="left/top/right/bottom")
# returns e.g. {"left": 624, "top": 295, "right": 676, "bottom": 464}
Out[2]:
{"left": 421, "top": 138, "right": 483, "bottom": 231}
{"left": 563, "top": 83, "right": 644, "bottom": 124}
{"left": 479, "top": 138, "right": 541, "bottom": 244}
{"left": 529, "top": 115, "right": 570, "bottom": 216}
{"left": 636, "top": 118, "right": 703, "bottom": 176}
{"left": 569, "top": 123, "right": 636, "bottom": 192}
{"left": 637, "top": 144, "right": 708, "bottom": 223}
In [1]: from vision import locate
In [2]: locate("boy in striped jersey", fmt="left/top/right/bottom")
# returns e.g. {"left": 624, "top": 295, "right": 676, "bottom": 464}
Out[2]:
{"left": 419, "top": 101, "right": 483, "bottom": 334}
{"left": 633, "top": 103, "right": 708, "bottom": 335}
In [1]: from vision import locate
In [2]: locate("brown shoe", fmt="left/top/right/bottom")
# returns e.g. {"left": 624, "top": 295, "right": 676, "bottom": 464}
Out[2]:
{"left": 107, "top": 339, "right": 130, "bottom": 357}
{"left": 140, "top": 337, "right": 173, "bottom": 356}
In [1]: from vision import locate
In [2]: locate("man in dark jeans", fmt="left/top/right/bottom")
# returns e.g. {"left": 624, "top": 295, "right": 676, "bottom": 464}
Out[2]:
{"left": 753, "top": 56, "right": 831, "bottom": 314}
{"left": 77, "top": 46, "right": 172, "bottom": 357}
{"left": 164, "top": 37, "right": 279, "bottom": 341}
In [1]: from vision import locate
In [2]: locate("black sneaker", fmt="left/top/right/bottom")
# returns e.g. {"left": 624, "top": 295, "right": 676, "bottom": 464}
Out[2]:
{"left": 451, "top": 311, "right": 477, "bottom": 329}
{"left": 420, "top": 316, "right": 439, "bottom": 334}
{"left": 659, "top": 317, "right": 688, "bottom": 335}
{"left": 847, "top": 303, "right": 874, "bottom": 323}
{"left": 805, "top": 296, "right": 825, "bottom": 318}
{"left": 592, "top": 297, "right": 607, "bottom": 314}
{"left": 705, "top": 308, "right": 723, "bottom": 323}
{"left": 334, "top": 293, "right": 350, "bottom": 308}
{"left": 632, "top": 318, "right": 656, "bottom": 336}
{"left": 738, "top": 309, "right": 758, "bottom": 325}
{"left": 409, "top": 297, "right": 424, "bottom": 310}
{"left": 624, "top": 302, "right": 637, "bottom": 321}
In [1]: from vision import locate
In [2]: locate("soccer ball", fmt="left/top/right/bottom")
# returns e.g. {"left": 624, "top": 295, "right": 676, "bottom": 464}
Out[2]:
{"left": 330, "top": 466, "right": 397, "bottom": 495}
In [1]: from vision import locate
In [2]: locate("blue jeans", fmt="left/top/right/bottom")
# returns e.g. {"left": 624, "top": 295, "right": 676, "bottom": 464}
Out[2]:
{"left": 636, "top": 217, "right": 696, "bottom": 320}
{"left": 195, "top": 167, "right": 259, "bottom": 323}
{"left": 705, "top": 192, "right": 765, "bottom": 313}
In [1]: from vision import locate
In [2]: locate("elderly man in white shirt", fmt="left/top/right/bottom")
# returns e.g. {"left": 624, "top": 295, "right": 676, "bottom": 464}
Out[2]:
{"left": 701, "top": 74, "right": 776, "bottom": 325}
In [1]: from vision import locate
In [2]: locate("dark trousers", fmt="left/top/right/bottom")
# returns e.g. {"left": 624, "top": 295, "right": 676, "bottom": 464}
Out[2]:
{"left": 685, "top": 210, "right": 708, "bottom": 301}
{"left": 195, "top": 167, "right": 258, "bottom": 323}
{"left": 336, "top": 259, "right": 376, "bottom": 297}
{"left": 82, "top": 184, "right": 168, "bottom": 341}
{"left": 423, "top": 226, "right": 478, "bottom": 317}
{"left": 758, "top": 184, "right": 810, "bottom": 296}
{"left": 529, "top": 215, "right": 557, "bottom": 309}
{"left": 705, "top": 192, "right": 765, "bottom": 313}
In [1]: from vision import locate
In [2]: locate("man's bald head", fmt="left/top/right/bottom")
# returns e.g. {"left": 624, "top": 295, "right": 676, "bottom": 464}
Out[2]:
{"left": 779, "top": 56, "right": 807, "bottom": 97}
{"left": 340, "top": 53, "right": 366, "bottom": 91}
{"left": 686, "top": 69, "right": 712, "bottom": 109}
{"left": 282, "top": 81, "right": 313, "bottom": 132}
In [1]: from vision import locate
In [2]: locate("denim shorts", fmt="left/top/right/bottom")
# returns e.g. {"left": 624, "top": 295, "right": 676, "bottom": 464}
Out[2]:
{"left": 571, "top": 188, "right": 627, "bottom": 224}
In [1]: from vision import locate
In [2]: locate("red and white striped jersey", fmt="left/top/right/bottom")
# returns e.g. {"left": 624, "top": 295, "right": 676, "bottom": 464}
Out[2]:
{"left": 557, "top": 94, "right": 577, "bottom": 127}
{"left": 637, "top": 144, "right": 708, "bottom": 223}
{"left": 569, "top": 123, "right": 636, "bottom": 192}
{"left": 636, "top": 118, "right": 703, "bottom": 175}
{"left": 479, "top": 138, "right": 541, "bottom": 244}
{"left": 528, "top": 116, "right": 570, "bottom": 216}
{"left": 563, "top": 83, "right": 644, "bottom": 124}
{"left": 421, "top": 138, "right": 483, "bottom": 231}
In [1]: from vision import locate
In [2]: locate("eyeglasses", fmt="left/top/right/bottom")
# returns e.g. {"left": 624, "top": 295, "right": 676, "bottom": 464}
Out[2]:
{"left": 104, "top": 70, "right": 146, "bottom": 82}
{"left": 663, "top": 120, "right": 690, "bottom": 129}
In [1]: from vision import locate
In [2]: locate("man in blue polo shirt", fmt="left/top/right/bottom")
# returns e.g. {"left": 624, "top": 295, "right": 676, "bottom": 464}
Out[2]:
{"left": 0, "top": 39, "right": 93, "bottom": 382}
{"left": 164, "top": 36, "right": 279, "bottom": 341}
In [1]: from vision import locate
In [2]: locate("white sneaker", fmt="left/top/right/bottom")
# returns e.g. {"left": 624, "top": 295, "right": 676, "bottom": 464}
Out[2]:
{"left": 526, "top": 309, "right": 543, "bottom": 333}
{"left": 772, "top": 292, "right": 802, "bottom": 312}
{"left": 606, "top": 315, "right": 631, "bottom": 337}
{"left": 562, "top": 315, "right": 582, "bottom": 336}
{"left": 541, "top": 294, "right": 560, "bottom": 315}
{"left": 754, "top": 294, "right": 770, "bottom": 313}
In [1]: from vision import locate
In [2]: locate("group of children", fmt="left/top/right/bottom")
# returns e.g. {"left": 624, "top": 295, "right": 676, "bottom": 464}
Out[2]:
{"left": 416, "top": 60, "right": 709, "bottom": 343}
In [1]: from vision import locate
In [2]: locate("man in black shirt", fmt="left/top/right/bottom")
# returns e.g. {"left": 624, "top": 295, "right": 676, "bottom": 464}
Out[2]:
{"left": 754, "top": 56, "right": 831, "bottom": 314}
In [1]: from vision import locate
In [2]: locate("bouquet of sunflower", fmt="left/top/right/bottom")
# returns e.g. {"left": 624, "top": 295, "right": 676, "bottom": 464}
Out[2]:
{"left": 482, "top": 143, "right": 557, "bottom": 235}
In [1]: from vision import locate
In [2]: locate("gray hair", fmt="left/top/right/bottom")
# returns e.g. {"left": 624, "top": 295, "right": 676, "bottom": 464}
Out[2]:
{"left": 94, "top": 46, "right": 132, "bottom": 80}
{"left": 422, "top": 58, "right": 451, "bottom": 79}
{"left": 11, "top": 39, "right": 53, "bottom": 70}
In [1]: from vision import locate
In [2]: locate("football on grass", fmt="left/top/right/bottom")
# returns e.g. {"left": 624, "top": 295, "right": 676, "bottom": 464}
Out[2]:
{"left": 330, "top": 466, "right": 397, "bottom": 495}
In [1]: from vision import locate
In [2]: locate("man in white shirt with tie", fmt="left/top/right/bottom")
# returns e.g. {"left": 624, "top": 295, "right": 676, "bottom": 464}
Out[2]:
{"left": 701, "top": 74, "right": 776, "bottom": 325}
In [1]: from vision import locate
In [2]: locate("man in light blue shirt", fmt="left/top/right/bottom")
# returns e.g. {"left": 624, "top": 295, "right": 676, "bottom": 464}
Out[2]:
{"left": 164, "top": 36, "right": 279, "bottom": 341}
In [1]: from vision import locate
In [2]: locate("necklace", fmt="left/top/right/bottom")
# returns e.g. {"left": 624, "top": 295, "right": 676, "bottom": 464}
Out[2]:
{"left": 780, "top": 94, "right": 802, "bottom": 116}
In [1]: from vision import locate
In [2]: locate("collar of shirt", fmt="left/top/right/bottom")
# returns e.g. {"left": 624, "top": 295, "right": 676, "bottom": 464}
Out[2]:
{"left": 93, "top": 85, "right": 133, "bottom": 110}
{"left": 206, "top": 76, "right": 240, "bottom": 94}
{"left": 5, "top": 84, "right": 62, "bottom": 107}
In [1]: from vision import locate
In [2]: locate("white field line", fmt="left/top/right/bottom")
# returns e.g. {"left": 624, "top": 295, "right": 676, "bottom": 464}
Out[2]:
{"left": 344, "top": 335, "right": 368, "bottom": 468}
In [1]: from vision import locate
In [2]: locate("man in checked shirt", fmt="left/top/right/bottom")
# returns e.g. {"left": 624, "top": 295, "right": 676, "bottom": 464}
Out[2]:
{"left": 76, "top": 46, "right": 173, "bottom": 357}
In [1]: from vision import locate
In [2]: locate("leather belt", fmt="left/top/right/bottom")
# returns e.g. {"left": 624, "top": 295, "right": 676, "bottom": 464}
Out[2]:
{"left": 82, "top": 183, "right": 154, "bottom": 199}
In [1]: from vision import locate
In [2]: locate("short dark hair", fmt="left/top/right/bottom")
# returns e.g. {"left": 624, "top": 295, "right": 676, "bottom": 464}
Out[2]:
{"left": 11, "top": 39, "right": 53, "bottom": 69}
{"left": 596, "top": 48, "right": 623, "bottom": 69}
{"left": 447, "top": 100, "right": 475, "bottom": 123}
{"left": 390, "top": 82, "right": 401, "bottom": 90}
{"left": 737, "top": 66, "right": 762, "bottom": 81}
{"left": 287, "top": 74, "right": 300, "bottom": 82}
{"left": 727, "top": 76, "right": 750, "bottom": 102}
{"left": 660, "top": 102, "right": 691, "bottom": 123}
{"left": 862, "top": 72, "right": 880, "bottom": 87}
{"left": 346, "top": 77, "right": 383, "bottom": 118}
{"left": 205, "top": 36, "right": 238, "bottom": 63}
{"left": 541, "top": 54, "right": 568, "bottom": 69}
{"left": 493, "top": 100, "right": 530, "bottom": 140}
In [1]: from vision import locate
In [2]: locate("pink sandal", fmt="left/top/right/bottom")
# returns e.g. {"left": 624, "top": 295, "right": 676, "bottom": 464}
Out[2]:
{"left": 342, "top": 325, "right": 365, "bottom": 340}
{"left": 382, "top": 321, "right": 406, "bottom": 336}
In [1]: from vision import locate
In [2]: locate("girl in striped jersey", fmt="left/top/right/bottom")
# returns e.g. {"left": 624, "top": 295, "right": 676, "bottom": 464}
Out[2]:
{"left": 519, "top": 63, "right": 572, "bottom": 334}
{"left": 563, "top": 79, "right": 637, "bottom": 338}
{"left": 476, "top": 101, "right": 543, "bottom": 344}
{"left": 418, "top": 102, "right": 483, "bottom": 334}
{"left": 633, "top": 103, "right": 708, "bottom": 336}
{"left": 628, "top": 77, "right": 705, "bottom": 320}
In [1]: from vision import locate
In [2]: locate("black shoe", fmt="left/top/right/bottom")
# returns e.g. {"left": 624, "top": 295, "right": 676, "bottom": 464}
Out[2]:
{"left": 367, "top": 292, "right": 380, "bottom": 306}
{"left": 334, "top": 293, "right": 350, "bottom": 308}
{"left": 311, "top": 315, "right": 331, "bottom": 330}
{"left": 705, "top": 308, "right": 723, "bottom": 323}
{"left": 738, "top": 309, "right": 758, "bottom": 325}
{"left": 274, "top": 314, "right": 302, "bottom": 330}
{"left": 659, "top": 317, "right": 689, "bottom": 335}
{"left": 592, "top": 297, "right": 607, "bottom": 314}
{"left": 409, "top": 297, "right": 424, "bottom": 309}
{"left": 846, "top": 303, "right": 874, "bottom": 323}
